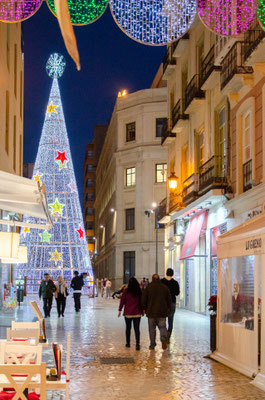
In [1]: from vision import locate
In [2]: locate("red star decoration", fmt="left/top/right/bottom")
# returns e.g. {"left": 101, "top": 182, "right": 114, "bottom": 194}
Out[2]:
{"left": 55, "top": 150, "right": 68, "bottom": 165}
{"left": 77, "top": 226, "right": 84, "bottom": 239}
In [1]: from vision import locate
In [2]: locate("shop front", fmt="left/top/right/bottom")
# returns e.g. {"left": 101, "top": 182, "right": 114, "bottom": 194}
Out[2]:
{"left": 213, "top": 211, "right": 265, "bottom": 390}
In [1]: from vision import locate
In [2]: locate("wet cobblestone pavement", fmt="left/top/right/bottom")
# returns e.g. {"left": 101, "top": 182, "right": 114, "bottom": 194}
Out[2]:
{"left": 1, "top": 296, "right": 265, "bottom": 399}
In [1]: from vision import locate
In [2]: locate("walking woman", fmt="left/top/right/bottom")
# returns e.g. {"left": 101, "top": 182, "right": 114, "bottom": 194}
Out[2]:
{"left": 118, "top": 277, "right": 142, "bottom": 350}
{"left": 55, "top": 276, "right": 68, "bottom": 317}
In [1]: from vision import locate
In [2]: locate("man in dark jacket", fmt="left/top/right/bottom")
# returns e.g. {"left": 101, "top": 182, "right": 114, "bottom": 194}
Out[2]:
{"left": 39, "top": 273, "right": 56, "bottom": 318}
{"left": 161, "top": 268, "right": 180, "bottom": 341}
{"left": 142, "top": 274, "right": 171, "bottom": 350}
{"left": 71, "top": 271, "right": 84, "bottom": 312}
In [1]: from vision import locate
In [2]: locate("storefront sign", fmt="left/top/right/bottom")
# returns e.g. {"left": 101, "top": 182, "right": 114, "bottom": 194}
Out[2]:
{"left": 245, "top": 238, "right": 262, "bottom": 251}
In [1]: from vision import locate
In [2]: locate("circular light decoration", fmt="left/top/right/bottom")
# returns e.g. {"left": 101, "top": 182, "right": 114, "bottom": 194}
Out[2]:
{"left": 46, "top": 0, "right": 108, "bottom": 25}
{"left": 197, "top": 0, "right": 257, "bottom": 36}
{"left": 109, "top": 0, "right": 197, "bottom": 45}
{"left": 46, "top": 53, "right": 66, "bottom": 79}
{"left": 0, "top": 0, "right": 43, "bottom": 23}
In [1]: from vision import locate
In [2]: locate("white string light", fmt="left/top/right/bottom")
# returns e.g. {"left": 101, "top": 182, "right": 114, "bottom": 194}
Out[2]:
{"left": 109, "top": 0, "right": 197, "bottom": 45}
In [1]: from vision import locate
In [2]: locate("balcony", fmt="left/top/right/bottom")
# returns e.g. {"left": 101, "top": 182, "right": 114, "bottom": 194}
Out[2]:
{"left": 184, "top": 74, "right": 205, "bottom": 113}
{"left": 182, "top": 174, "right": 199, "bottom": 205}
{"left": 199, "top": 155, "right": 227, "bottom": 195}
{"left": 201, "top": 45, "right": 221, "bottom": 90}
{"left": 243, "top": 24, "right": 265, "bottom": 65}
{"left": 243, "top": 159, "right": 252, "bottom": 192}
{"left": 173, "top": 33, "right": 189, "bottom": 58}
{"left": 220, "top": 42, "right": 253, "bottom": 92}
{"left": 171, "top": 99, "right": 189, "bottom": 133}
{"left": 161, "top": 119, "right": 176, "bottom": 146}
{"left": 162, "top": 45, "right": 176, "bottom": 80}
{"left": 169, "top": 192, "right": 183, "bottom": 214}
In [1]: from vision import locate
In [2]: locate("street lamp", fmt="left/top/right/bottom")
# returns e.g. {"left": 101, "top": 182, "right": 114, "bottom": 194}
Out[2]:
{"left": 168, "top": 172, "right": 178, "bottom": 190}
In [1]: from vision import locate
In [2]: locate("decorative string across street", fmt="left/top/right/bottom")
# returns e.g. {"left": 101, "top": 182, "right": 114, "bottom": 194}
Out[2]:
{"left": 17, "top": 54, "right": 94, "bottom": 292}
{"left": 1, "top": 0, "right": 265, "bottom": 44}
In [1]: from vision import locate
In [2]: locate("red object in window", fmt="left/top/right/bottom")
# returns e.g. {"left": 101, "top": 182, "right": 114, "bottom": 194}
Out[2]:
{"left": 180, "top": 211, "right": 208, "bottom": 260}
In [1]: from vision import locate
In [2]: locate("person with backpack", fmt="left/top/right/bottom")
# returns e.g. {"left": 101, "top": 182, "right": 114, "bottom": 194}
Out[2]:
{"left": 118, "top": 277, "right": 142, "bottom": 350}
{"left": 71, "top": 271, "right": 84, "bottom": 312}
{"left": 161, "top": 268, "right": 180, "bottom": 342}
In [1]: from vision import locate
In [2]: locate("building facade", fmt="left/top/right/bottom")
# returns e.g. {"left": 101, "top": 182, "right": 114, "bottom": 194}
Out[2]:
{"left": 83, "top": 125, "right": 108, "bottom": 255}
{"left": 94, "top": 88, "right": 168, "bottom": 289}
{"left": 161, "top": 17, "right": 265, "bottom": 315}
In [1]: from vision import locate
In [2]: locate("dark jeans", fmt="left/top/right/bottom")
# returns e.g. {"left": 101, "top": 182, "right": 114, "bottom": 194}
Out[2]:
{"left": 43, "top": 297, "right": 53, "bottom": 317}
{"left": 74, "top": 293, "right": 81, "bottom": 311}
{"left": 167, "top": 302, "right": 176, "bottom": 335}
{"left": 148, "top": 318, "right": 168, "bottom": 347}
{"left": 125, "top": 317, "right": 141, "bottom": 346}
{"left": 56, "top": 294, "right": 66, "bottom": 316}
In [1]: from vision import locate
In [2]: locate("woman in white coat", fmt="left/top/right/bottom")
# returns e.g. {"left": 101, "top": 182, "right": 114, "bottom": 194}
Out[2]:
{"left": 55, "top": 276, "right": 68, "bottom": 317}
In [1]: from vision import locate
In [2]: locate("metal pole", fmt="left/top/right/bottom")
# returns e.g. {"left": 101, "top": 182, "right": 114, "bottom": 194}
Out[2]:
{"left": 155, "top": 210, "right": 158, "bottom": 274}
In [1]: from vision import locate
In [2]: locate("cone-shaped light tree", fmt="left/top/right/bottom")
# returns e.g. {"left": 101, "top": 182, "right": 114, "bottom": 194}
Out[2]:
{"left": 18, "top": 54, "right": 93, "bottom": 292}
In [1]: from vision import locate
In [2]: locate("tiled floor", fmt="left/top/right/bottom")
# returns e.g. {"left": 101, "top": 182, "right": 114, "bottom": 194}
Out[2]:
{"left": 1, "top": 295, "right": 265, "bottom": 399}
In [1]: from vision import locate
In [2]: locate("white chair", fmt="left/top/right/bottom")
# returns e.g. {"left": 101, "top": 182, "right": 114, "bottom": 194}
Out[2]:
{"left": 0, "top": 343, "right": 42, "bottom": 365}
{"left": 11, "top": 321, "right": 40, "bottom": 333}
{"left": 0, "top": 363, "right": 47, "bottom": 400}
{"left": 6, "top": 328, "right": 39, "bottom": 345}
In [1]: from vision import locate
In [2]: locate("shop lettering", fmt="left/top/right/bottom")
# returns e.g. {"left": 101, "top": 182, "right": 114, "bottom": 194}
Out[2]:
{"left": 245, "top": 238, "right": 262, "bottom": 250}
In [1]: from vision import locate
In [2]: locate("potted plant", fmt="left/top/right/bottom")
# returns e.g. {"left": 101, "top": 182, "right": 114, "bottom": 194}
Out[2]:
{"left": 207, "top": 295, "right": 217, "bottom": 352}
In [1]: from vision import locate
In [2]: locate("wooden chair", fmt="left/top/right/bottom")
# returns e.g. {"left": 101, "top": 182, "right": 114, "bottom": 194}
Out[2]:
{"left": 0, "top": 343, "right": 42, "bottom": 365}
{"left": 0, "top": 363, "right": 47, "bottom": 400}
{"left": 6, "top": 328, "right": 39, "bottom": 345}
{"left": 11, "top": 321, "right": 40, "bottom": 333}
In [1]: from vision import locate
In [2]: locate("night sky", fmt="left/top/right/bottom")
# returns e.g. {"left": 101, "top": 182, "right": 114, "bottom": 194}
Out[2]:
{"left": 23, "top": 3, "right": 165, "bottom": 201}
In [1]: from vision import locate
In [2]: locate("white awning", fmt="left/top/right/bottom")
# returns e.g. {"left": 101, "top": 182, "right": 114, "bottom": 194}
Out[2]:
{"left": 0, "top": 170, "right": 52, "bottom": 230}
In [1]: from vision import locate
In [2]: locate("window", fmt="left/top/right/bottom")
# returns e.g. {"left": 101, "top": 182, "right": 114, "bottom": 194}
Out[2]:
{"left": 86, "top": 192, "right": 94, "bottom": 202}
{"left": 87, "top": 164, "right": 94, "bottom": 173}
{"left": 13, "top": 116, "right": 16, "bottom": 171}
{"left": 156, "top": 163, "right": 167, "bottom": 183}
{"left": 126, "top": 167, "right": 136, "bottom": 187}
{"left": 86, "top": 221, "right": 94, "bottom": 230}
{"left": 216, "top": 106, "right": 226, "bottom": 158}
{"left": 243, "top": 111, "right": 251, "bottom": 163}
{"left": 5, "top": 91, "right": 9, "bottom": 154}
{"left": 86, "top": 207, "right": 94, "bottom": 216}
{"left": 125, "top": 208, "right": 135, "bottom": 231}
{"left": 156, "top": 118, "right": 167, "bottom": 137}
{"left": 126, "top": 122, "right": 136, "bottom": 142}
{"left": 123, "top": 251, "right": 135, "bottom": 284}
{"left": 197, "top": 129, "right": 205, "bottom": 168}
{"left": 87, "top": 237, "right": 95, "bottom": 244}
{"left": 86, "top": 178, "right": 94, "bottom": 187}
{"left": 87, "top": 150, "right": 93, "bottom": 158}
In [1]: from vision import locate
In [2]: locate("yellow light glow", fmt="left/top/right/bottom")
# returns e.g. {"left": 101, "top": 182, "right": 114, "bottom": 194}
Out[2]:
{"left": 118, "top": 89, "right": 128, "bottom": 98}
{"left": 168, "top": 172, "right": 178, "bottom": 190}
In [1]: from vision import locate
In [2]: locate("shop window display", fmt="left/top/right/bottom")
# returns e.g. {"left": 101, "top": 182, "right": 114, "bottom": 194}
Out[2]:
{"left": 221, "top": 256, "right": 254, "bottom": 330}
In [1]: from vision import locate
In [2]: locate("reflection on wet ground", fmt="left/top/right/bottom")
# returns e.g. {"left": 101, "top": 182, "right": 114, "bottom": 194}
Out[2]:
{"left": 1, "top": 295, "right": 265, "bottom": 399}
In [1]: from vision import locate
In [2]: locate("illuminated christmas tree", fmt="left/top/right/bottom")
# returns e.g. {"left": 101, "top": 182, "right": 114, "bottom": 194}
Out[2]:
{"left": 18, "top": 54, "right": 93, "bottom": 292}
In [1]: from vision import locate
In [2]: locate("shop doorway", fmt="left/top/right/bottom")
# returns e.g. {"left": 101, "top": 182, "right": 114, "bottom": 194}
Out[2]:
{"left": 123, "top": 251, "right": 135, "bottom": 284}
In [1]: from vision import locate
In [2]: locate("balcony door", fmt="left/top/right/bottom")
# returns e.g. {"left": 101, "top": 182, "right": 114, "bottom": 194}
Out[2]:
{"left": 196, "top": 128, "right": 205, "bottom": 172}
{"left": 215, "top": 105, "right": 227, "bottom": 177}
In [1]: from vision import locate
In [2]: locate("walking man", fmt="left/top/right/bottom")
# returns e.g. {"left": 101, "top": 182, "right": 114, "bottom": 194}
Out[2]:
{"left": 142, "top": 274, "right": 171, "bottom": 350}
{"left": 71, "top": 271, "right": 84, "bottom": 312}
{"left": 39, "top": 273, "right": 56, "bottom": 318}
{"left": 161, "top": 268, "right": 180, "bottom": 342}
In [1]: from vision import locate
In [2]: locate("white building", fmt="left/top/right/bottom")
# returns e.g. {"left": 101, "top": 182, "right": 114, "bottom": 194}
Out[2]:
{"left": 94, "top": 88, "right": 168, "bottom": 288}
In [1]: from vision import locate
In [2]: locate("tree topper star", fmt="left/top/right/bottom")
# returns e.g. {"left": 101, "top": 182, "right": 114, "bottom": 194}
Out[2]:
{"left": 49, "top": 198, "right": 64, "bottom": 216}
{"left": 39, "top": 230, "right": 52, "bottom": 243}
{"left": 77, "top": 226, "right": 84, "bottom": 239}
{"left": 47, "top": 101, "right": 58, "bottom": 117}
{"left": 55, "top": 150, "right": 68, "bottom": 165}
{"left": 49, "top": 248, "right": 62, "bottom": 266}
{"left": 33, "top": 171, "right": 43, "bottom": 183}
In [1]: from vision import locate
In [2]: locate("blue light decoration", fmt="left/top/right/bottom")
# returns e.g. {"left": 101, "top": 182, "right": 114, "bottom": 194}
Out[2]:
{"left": 109, "top": 0, "right": 197, "bottom": 45}
{"left": 17, "top": 54, "right": 94, "bottom": 293}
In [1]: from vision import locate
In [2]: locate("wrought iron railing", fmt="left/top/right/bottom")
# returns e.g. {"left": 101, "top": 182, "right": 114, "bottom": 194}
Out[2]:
{"left": 243, "top": 159, "right": 252, "bottom": 192}
{"left": 182, "top": 174, "right": 199, "bottom": 204}
{"left": 199, "top": 155, "right": 227, "bottom": 193}
{"left": 172, "top": 98, "right": 189, "bottom": 128}
{"left": 162, "top": 45, "right": 176, "bottom": 74}
{"left": 161, "top": 119, "right": 175, "bottom": 145}
{"left": 172, "top": 33, "right": 189, "bottom": 53}
{"left": 220, "top": 42, "right": 253, "bottom": 90}
{"left": 243, "top": 25, "right": 265, "bottom": 62}
{"left": 184, "top": 74, "right": 204, "bottom": 110}
{"left": 201, "top": 45, "right": 221, "bottom": 86}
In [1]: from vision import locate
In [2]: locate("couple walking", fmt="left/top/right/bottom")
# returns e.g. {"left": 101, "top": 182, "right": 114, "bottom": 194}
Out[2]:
{"left": 39, "top": 273, "right": 68, "bottom": 318}
{"left": 118, "top": 268, "right": 179, "bottom": 350}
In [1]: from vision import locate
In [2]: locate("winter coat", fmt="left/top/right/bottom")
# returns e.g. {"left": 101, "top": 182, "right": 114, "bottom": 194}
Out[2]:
{"left": 142, "top": 280, "right": 171, "bottom": 319}
{"left": 55, "top": 281, "right": 68, "bottom": 298}
{"left": 161, "top": 278, "right": 180, "bottom": 304}
{"left": 119, "top": 289, "right": 142, "bottom": 316}
{"left": 39, "top": 279, "right": 56, "bottom": 299}
{"left": 71, "top": 275, "right": 84, "bottom": 292}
